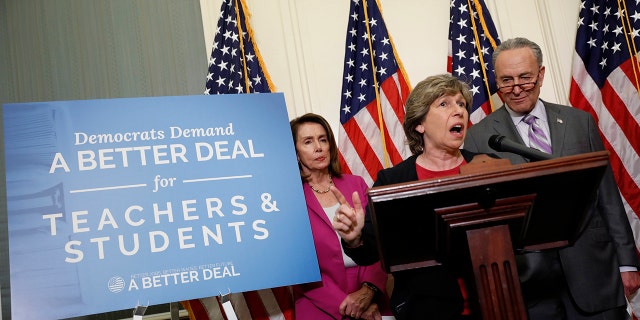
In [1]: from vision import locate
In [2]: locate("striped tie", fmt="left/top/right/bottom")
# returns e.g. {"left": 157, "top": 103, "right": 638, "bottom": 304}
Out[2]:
{"left": 523, "top": 114, "right": 552, "bottom": 154}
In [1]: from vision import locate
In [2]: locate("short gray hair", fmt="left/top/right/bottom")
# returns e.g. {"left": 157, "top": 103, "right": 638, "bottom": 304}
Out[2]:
{"left": 492, "top": 37, "right": 543, "bottom": 67}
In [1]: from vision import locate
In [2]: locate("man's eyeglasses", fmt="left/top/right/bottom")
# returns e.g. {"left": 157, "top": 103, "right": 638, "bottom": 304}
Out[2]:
{"left": 496, "top": 73, "right": 539, "bottom": 94}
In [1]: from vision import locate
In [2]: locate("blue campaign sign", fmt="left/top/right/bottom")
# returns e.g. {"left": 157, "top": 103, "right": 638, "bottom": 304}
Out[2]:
{"left": 3, "top": 93, "right": 320, "bottom": 319}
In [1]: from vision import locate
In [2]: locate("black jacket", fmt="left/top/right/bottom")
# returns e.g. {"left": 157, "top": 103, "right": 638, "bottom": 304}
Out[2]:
{"left": 343, "top": 150, "right": 483, "bottom": 319}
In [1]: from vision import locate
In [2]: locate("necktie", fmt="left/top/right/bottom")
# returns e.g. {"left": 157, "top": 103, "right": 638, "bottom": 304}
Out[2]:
{"left": 523, "top": 114, "right": 552, "bottom": 154}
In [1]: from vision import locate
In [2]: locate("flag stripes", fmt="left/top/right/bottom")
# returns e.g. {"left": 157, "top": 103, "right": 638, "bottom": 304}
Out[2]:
{"left": 182, "top": 288, "right": 294, "bottom": 320}
{"left": 569, "top": 69, "right": 640, "bottom": 236}
{"left": 568, "top": 0, "right": 640, "bottom": 254}
{"left": 570, "top": 64, "right": 640, "bottom": 222}
{"left": 338, "top": 0, "right": 411, "bottom": 186}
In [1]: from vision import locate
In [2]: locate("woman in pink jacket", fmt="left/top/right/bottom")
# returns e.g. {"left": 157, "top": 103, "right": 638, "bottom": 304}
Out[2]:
{"left": 290, "top": 113, "right": 391, "bottom": 320}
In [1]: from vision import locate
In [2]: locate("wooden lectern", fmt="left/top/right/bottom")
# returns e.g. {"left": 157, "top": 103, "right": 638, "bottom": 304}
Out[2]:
{"left": 367, "top": 151, "right": 610, "bottom": 320}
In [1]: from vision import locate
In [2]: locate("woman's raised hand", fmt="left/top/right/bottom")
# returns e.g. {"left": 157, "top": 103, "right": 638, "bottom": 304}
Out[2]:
{"left": 331, "top": 186, "right": 365, "bottom": 247}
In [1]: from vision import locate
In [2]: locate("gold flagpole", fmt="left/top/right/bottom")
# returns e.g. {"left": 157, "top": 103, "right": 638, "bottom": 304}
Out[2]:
{"left": 619, "top": 0, "right": 640, "bottom": 96}
{"left": 235, "top": 0, "right": 252, "bottom": 93}
{"left": 467, "top": 0, "right": 497, "bottom": 112}
{"left": 362, "top": 0, "right": 391, "bottom": 168}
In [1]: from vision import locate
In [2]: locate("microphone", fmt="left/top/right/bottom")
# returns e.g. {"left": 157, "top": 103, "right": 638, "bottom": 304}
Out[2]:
{"left": 488, "top": 135, "right": 553, "bottom": 161}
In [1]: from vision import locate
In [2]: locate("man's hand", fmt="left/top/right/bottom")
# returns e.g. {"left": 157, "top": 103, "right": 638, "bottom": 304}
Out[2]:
{"left": 621, "top": 271, "right": 640, "bottom": 297}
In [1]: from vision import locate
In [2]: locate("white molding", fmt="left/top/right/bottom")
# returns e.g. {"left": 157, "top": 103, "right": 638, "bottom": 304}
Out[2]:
{"left": 200, "top": 0, "right": 222, "bottom": 59}
{"left": 278, "top": 0, "right": 313, "bottom": 117}
{"left": 535, "top": 0, "right": 567, "bottom": 104}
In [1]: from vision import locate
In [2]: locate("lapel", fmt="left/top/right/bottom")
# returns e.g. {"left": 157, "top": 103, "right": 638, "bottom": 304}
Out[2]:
{"left": 491, "top": 106, "right": 524, "bottom": 143}
{"left": 302, "top": 179, "right": 350, "bottom": 287}
{"left": 542, "top": 101, "right": 566, "bottom": 156}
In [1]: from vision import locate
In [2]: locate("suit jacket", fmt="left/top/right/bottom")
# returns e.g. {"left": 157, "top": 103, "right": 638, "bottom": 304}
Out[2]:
{"left": 464, "top": 100, "right": 639, "bottom": 313}
{"left": 294, "top": 174, "right": 389, "bottom": 319}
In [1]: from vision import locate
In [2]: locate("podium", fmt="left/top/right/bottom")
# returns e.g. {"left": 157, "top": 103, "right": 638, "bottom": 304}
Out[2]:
{"left": 367, "top": 151, "right": 610, "bottom": 319}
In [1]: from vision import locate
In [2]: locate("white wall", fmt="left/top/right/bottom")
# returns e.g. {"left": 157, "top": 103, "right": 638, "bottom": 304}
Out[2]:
{"left": 200, "top": 0, "right": 581, "bottom": 132}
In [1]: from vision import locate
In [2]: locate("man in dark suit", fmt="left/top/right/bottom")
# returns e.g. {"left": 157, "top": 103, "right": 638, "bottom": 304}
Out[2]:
{"left": 464, "top": 37, "right": 640, "bottom": 319}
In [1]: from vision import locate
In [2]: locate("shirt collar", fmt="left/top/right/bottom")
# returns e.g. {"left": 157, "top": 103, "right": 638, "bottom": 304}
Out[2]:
{"left": 505, "top": 99, "right": 547, "bottom": 126}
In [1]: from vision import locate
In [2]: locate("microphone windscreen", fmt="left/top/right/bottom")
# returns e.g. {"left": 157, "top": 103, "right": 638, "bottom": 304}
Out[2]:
{"left": 488, "top": 135, "right": 503, "bottom": 151}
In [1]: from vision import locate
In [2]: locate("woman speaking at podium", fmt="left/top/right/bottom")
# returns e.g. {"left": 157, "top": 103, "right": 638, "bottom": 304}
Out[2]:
{"left": 333, "top": 74, "right": 487, "bottom": 320}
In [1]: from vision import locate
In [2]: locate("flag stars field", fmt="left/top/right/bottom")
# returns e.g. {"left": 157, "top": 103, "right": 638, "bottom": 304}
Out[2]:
{"left": 448, "top": 0, "right": 500, "bottom": 123}
{"left": 204, "top": 0, "right": 273, "bottom": 95}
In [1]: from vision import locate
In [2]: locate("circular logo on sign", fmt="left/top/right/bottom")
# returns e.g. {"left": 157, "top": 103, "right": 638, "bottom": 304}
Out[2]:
{"left": 108, "top": 276, "right": 125, "bottom": 293}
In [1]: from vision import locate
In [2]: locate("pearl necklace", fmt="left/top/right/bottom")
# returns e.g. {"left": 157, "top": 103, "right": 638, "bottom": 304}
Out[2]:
{"left": 309, "top": 177, "right": 333, "bottom": 194}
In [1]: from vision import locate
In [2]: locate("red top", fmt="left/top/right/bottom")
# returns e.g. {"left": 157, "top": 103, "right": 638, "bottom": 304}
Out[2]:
{"left": 415, "top": 162, "right": 465, "bottom": 180}
{"left": 416, "top": 159, "right": 472, "bottom": 316}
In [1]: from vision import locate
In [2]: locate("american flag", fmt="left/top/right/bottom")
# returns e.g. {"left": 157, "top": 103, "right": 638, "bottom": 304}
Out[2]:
{"left": 338, "top": 0, "right": 412, "bottom": 186}
{"left": 182, "top": 288, "right": 294, "bottom": 320}
{"left": 447, "top": 0, "right": 501, "bottom": 124}
{"left": 184, "top": 0, "right": 293, "bottom": 319}
{"left": 569, "top": 0, "right": 640, "bottom": 298}
{"left": 204, "top": 0, "right": 274, "bottom": 95}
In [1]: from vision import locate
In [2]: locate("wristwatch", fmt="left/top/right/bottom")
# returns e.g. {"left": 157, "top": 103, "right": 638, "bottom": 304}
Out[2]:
{"left": 362, "top": 282, "right": 379, "bottom": 296}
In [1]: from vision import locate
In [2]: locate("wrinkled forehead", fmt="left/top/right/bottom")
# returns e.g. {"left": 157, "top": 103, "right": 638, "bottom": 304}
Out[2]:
{"left": 495, "top": 48, "right": 539, "bottom": 76}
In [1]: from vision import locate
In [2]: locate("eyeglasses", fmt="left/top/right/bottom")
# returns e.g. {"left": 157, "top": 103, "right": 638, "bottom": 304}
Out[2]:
{"left": 496, "top": 73, "right": 539, "bottom": 94}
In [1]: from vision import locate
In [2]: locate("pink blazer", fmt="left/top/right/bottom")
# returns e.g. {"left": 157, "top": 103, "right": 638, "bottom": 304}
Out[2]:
{"left": 294, "top": 174, "right": 390, "bottom": 319}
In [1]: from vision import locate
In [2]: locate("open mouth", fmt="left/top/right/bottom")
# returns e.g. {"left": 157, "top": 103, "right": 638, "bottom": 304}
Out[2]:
{"left": 450, "top": 124, "right": 463, "bottom": 134}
